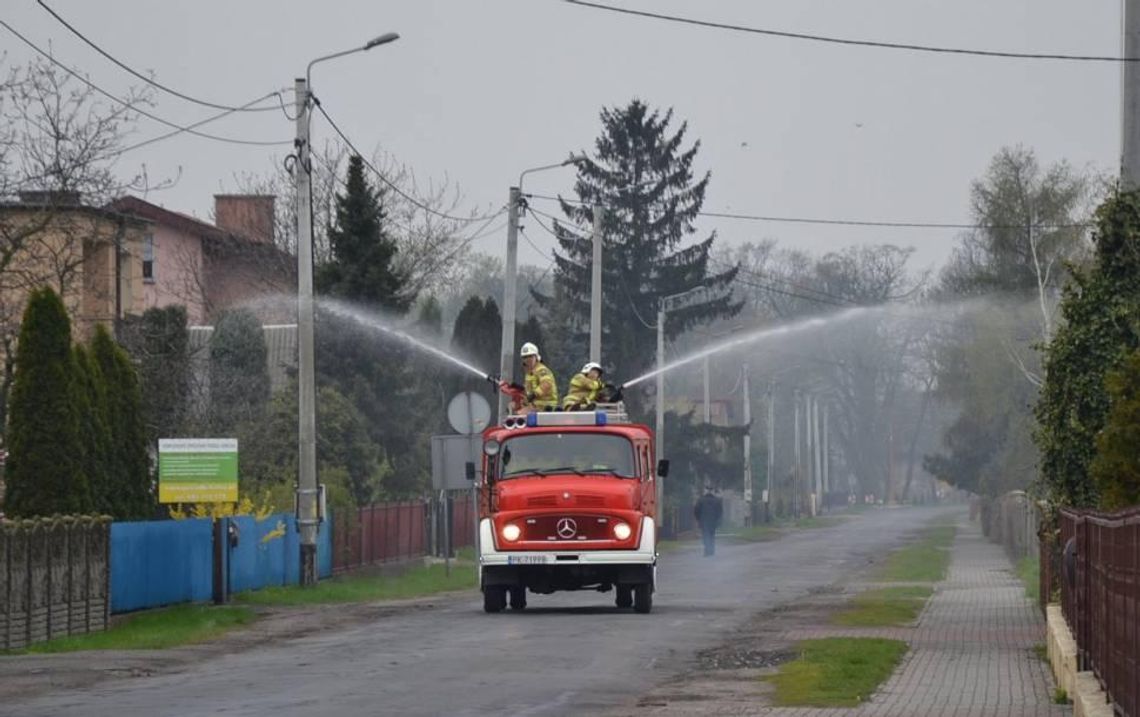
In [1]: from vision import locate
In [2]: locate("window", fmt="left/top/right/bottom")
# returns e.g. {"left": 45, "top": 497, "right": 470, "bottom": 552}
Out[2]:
{"left": 142, "top": 234, "right": 155, "bottom": 283}
{"left": 498, "top": 433, "right": 636, "bottom": 479}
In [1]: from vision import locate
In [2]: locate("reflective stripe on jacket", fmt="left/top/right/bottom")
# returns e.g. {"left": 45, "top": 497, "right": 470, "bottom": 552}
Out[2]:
{"left": 524, "top": 362, "right": 559, "bottom": 409}
{"left": 562, "top": 372, "right": 602, "bottom": 410}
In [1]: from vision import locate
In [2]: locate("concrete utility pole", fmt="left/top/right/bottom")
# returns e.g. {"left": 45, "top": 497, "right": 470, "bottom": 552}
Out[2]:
{"left": 294, "top": 76, "right": 319, "bottom": 585}
{"left": 822, "top": 402, "right": 830, "bottom": 502}
{"left": 498, "top": 186, "right": 521, "bottom": 422}
{"left": 702, "top": 357, "right": 711, "bottom": 424}
{"left": 812, "top": 396, "right": 823, "bottom": 512}
{"left": 803, "top": 392, "right": 814, "bottom": 515}
{"left": 655, "top": 303, "right": 665, "bottom": 516}
{"left": 589, "top": 204, "right": 604, "bottom": 364}
{"left": 499, "top": 156, "right": 586, "bottom": 420}
{"left": 792, "top": 389, "right": 801, "bottom": 518}
{"left": 1124, "top": 0, "right": 1140, "bottom": 186}
{"left": 766, "top": 381, "right": 775, "bottom": 522}
{"left": 742, "top": 363, "right": 752, "bottom": 526}
{"left": 295, "top": 33, "right": 399, "bottom": 586}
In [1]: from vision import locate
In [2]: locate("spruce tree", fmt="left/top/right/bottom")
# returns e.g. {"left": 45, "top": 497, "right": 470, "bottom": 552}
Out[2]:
{"left": 92, "top": 325, "right": 152, "bottom": 519}
{"left": 73, "top": 345, "right": 111, "bottom": 515}
{"left": 114, "top": 340, "right": 152, "bottom": 517}
{"left": 317, "top": 154, "right": 413, "bottom": 312}
{"left": 451, "top": 298, "right": 502, "bottom": 374}
{"left": 313, "top": 155, "right": 424, "bottom": 495}
{"left": 4, "top": 288, "right": 88, "bottom": 517}
{"left": 535, "top": 99, "right": 739, "bottom": 388}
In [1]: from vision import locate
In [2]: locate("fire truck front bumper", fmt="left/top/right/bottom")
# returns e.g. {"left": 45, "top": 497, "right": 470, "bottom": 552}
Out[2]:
{"left": 479, "top": 517, "right": 657, "bottom": 592}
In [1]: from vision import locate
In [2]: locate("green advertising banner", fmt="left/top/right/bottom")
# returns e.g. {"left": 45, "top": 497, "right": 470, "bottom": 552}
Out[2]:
{"left": 158, "top": 438, "right": 238, "bottom": 503}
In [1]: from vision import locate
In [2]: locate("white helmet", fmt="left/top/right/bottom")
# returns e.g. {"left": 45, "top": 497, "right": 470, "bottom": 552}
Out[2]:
{"left": 520, "top": 342, "right": 540, "bottom": 359}
{"left": 580, "top": 362, "right": 604, "bottom": 375}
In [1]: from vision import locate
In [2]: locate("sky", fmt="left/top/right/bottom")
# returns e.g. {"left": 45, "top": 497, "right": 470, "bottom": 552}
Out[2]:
{"left": 2, "top": 0, "right": 1124, "bottom": 276}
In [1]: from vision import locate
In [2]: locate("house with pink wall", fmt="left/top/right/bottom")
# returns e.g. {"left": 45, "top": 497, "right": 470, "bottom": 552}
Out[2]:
{"left": 110, "top": 195, "right": 295, "bottom": 324}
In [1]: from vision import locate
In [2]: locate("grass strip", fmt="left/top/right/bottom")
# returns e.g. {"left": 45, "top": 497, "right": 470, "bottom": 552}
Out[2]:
{"left": 878, "top": 525, "right": 955, "bottom": 582}
{"left": 7, "top": 605, "right": 255, "bottom": 654}
{"left": 235, "top": 562, "right": 476, "bottom": 606}
{"left": 1016, "top": 556, "right": 1040, "bottom": 605}
{"left": 763, "top": 637, "right": 908, "bottom": 707}
{"left": 832, "top": 586, "right": 933, "bottom": 627}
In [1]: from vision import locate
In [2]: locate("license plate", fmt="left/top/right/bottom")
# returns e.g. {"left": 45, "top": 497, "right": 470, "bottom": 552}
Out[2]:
{"left": 507, "top": 555, "right": 549, "bottom": 565}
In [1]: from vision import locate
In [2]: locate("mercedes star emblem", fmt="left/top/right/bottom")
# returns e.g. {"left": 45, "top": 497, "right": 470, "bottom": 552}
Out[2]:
{"left": 556, "top": 517, "right": 577, "bottom": 539}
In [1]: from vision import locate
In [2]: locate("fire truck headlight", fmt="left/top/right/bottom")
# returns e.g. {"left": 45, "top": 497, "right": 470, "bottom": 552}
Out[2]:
{"left": 501, "top": 523, "right": 521, "bottom": 542}
{"left": 612, "top": 522, "right": 632, "bottom": 540}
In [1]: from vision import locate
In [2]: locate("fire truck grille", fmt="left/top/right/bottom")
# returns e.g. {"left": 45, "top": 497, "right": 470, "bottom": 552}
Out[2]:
{"left": 525, "top": 514, "right": 613, "bottom": 542}
{"left": 575, "top": 495, "right": 606, "bottom": 507}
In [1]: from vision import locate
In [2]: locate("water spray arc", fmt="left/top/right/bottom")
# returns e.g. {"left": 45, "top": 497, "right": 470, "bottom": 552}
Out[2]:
{"left": 317, "top": 299, "right": 490, "bottom": 380}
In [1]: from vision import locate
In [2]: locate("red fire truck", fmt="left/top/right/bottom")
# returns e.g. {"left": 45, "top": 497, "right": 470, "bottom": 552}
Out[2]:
{"left": 476, "top": 404, "right": 667, "bottom": 614}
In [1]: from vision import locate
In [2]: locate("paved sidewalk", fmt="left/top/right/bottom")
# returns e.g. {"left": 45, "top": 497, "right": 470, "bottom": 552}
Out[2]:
{"left": 764, "top": 515, "right": 1069, "bottom": 717}
{"left": 625, "top": 514, "right": 1070, "bottom": 716}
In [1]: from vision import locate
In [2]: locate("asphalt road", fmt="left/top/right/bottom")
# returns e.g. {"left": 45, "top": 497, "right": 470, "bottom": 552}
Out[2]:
{"left": 2, "top": 505, "right": 959, "bottom": 717}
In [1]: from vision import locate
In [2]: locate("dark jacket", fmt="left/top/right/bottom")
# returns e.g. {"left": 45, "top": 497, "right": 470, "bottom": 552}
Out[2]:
{"left": 694, "top": 493, "right": 723, "bottom": 530}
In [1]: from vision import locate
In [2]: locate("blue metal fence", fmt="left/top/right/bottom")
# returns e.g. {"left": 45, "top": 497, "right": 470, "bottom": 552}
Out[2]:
{"left": 110, "top": 518, "right": 214, "bottom": 613}
{"left": 225, "top": 514, "right": 332, "bottom": 594}
{"left": 110, "top": 514, "right": 334, "bottom": 614}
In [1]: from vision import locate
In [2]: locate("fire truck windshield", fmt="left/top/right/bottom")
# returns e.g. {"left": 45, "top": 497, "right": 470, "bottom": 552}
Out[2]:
{"left": 499, "top": 432, "right": 636, "bottom": 479}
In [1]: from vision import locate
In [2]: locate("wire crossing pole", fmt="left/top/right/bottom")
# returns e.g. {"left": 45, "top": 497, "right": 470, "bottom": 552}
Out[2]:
{"left": 1125, "top": 0, "right": 1140, "bottom": 187}
{"left": 294, "top": 76, "right": 319, "bottom": 586}
{"left": 498, "top": 187, "right": 521, "bottom": 422}
{"left": 589, "top": 204, "right": 604, "bottom": 364}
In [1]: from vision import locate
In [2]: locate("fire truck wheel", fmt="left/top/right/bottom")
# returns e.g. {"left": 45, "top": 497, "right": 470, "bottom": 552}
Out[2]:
{"left": 483, "top": 586, "right": 507, "bottom": 613}
{"left": 509, "top": 587, "right": 527, "bottom": 610}
{"left": 615, "top": 585, "right": 633, "bottom": 609}
{"left": 633, "top": 582, "right": 653, "bottom": 613}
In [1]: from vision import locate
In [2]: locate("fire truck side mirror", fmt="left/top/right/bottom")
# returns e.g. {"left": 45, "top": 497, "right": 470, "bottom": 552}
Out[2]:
{"left": 656, "top": 459, "right": 670, "bottom": 478}
{"left": 465, "top": 461, "right": 476, "bottom": 481}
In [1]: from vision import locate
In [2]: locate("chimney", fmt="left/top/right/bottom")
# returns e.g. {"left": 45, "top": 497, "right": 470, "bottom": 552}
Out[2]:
{"left": 214, "top": 195, "right": 275, "bottom": 244}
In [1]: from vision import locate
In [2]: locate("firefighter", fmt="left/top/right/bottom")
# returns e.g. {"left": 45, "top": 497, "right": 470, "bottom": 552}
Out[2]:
{"left": 562, "top": 362, "right": 605, "bottom": 411}
{"left": 693, "top": 485, "right": 724, "bottom": 557}
{"left": 520, "top": 342, "right": 559, "bottom": 412}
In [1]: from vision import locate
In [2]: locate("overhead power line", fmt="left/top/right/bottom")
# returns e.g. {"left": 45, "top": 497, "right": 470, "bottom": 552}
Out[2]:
{"left": 313, "top": 100, "right": 502, "bottom": 225}
{"left": 0, "top": 20, "right": 292, "bottom": 147}
{"left": 37, "top": 0, "right": 288, "bottom": 112}
{"left": 524, "top": 193, "right": 1090, "bottom": 230}
{"left": 115, "top": 91, "right": 289, "bottom": 156}
{"left": 563, "top": 0, "right": 1139, "bottom": 63}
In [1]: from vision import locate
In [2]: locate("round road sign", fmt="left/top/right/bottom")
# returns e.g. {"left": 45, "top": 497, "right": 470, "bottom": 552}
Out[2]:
{"left": 447, "top": 392, "right": 492, "bottom": 435}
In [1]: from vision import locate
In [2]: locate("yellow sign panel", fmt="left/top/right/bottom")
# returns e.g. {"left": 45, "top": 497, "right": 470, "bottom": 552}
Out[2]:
{"left": 158, "top": 482, "right": 239, "bottom": 504}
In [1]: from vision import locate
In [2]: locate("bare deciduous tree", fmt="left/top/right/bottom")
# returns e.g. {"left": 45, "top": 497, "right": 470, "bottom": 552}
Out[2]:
{"left": 0, "top": 57, "right": 157, "bottom": 432}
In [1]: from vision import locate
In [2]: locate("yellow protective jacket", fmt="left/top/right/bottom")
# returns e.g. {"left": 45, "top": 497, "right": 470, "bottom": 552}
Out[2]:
{"left": 562, "top": 373, "right": 603, "bottom": 410}
{"left": 524, "top": 362, "right": 559, "bottom": 410}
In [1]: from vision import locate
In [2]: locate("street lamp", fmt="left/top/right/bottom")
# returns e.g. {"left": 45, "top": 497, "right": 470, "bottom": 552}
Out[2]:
{"left": 497, "top": 154, "right": 586, "bottom": 421}
{"left": 294, "top": 32, "right": 399, "bottom": 586}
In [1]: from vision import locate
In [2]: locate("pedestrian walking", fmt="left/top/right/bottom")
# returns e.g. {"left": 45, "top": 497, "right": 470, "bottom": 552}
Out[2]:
{"left": 693, "top": 485, "right": 723, "bottom": 557}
